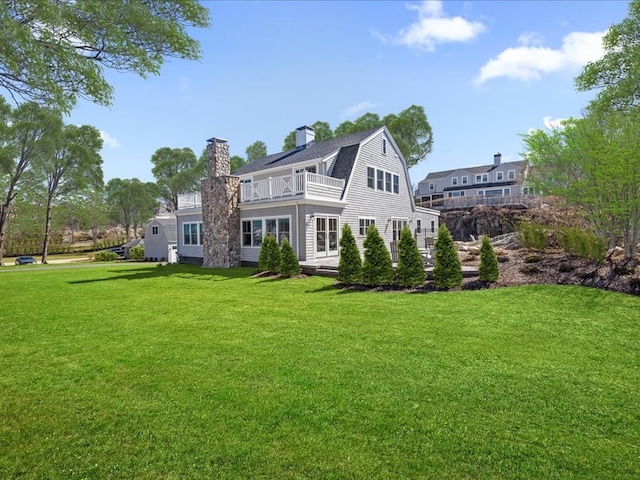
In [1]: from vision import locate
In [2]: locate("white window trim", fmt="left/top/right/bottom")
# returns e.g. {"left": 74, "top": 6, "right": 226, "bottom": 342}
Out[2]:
{"left": 241, "top": 216, "right": 292, "bottom": 248}
{"left": 496, "top": 171, "right": 504, "bottom": 181}
{"left": 183, "top": 222, "right": 203, "bottom": 246}
{"left": 428, "top": 182, "right": 435, "bottom": 191}
{"left": 461, "top": 175, "right": 468, "bottom": 185}
{"left": 358, "top": 217, "right": 376, "bottom": 236}
{"left": 508, "top": 170, "right": 516, "bottom": 179}
{"left": 451, "top": 176, "right": 458, "bottom": 186}
{"left": 373, "top": 167, "right": 401, "bottom": 195}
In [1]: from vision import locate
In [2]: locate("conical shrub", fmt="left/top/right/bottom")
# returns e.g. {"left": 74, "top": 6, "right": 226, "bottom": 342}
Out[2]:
{"left": 362, "top": 224, "right": 393, "bottom": 286}
{"left": 258, "top": 233, "right": 281, "bottom": 273}
{"left": 396, "top": 225, "right": 425, "bottom": 287}
{"left": 337, "top": 224, "right": 362, "bottom": 284}
{"left": 479, "top": 235, "right": 499, "bottom": 282}
{"left": 432, "top": 224, "right": 462, "bottom": 289}
{"left": 279, "top": 237, "right": 300, "bottom": 277}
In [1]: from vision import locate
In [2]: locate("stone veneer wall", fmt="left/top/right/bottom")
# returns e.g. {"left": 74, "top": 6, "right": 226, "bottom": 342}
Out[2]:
{"left": 201, "top": 139, "right": 241, "bottom": 267}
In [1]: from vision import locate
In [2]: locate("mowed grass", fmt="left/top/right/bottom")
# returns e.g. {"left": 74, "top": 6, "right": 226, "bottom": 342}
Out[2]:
{"left": 0, "top": 264, "right": 638, "bottom": 479}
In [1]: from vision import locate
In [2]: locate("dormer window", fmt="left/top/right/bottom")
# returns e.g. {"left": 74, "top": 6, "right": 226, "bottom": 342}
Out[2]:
{"left": 452, "top": 177, "right": 458, "bottom": 186}
{"left": 496, "top": 172, "right": 503, "bottom": 181}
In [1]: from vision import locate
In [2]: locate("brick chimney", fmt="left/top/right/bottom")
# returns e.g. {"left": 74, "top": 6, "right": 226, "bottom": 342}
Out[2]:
{"left": 201, "top": 136, "right": 240, "bottom": 268}
{"left": 295, "top": 125, "right": 315, "bottom": 148}
{"left": 493, "top": 152, "right": 502, "bottom": 167}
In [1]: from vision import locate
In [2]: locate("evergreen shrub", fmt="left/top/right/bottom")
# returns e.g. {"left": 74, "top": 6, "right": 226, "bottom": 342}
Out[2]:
{"left": 396, "top": 225, "right": 425, "bottom": 287}
{"left": 362, "top": 224, "right": 393, "bottom": 287}
{"left": 432, "top": 224, "right": 462, "bottom": 289}
{"left": 258, "top": 234, "right": 281, "bottom": 273}
{"left": 478, "top": 236, "right": 499, "bottom": 282}
{"left": 337, "top": 224, "right": 362, "bottom": 285}
{"left": 279, "top": 238, "right": 300, "bottom": 277}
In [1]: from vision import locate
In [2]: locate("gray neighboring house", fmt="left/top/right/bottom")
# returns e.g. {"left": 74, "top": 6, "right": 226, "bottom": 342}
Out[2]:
{"left": 415, "top": 153, "right": 533, "bottom": 208}
{"left": 178, "top": 125, "right": 440, "bottom": 267}
{"left": 144, "top": 215, "right": 178, "bottom": 262}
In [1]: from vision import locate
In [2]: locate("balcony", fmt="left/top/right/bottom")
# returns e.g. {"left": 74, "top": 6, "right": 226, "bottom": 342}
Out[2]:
{"left": 240, "top": 172, "right": 345, "bottom": 204}
{"left": 177, "top": 192, "right": 202, "bottom": 210}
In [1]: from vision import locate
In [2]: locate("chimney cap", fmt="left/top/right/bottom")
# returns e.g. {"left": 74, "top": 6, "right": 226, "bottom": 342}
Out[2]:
{"left": 296, "top": 125, "right": 315, "bottom": 132}
{"left": 207, "top": 137, "right": 228, "bottom": 144}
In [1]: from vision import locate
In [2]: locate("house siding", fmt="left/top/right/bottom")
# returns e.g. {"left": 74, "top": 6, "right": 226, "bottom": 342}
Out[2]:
{"left": 339, "top": 131, "right": 439, "bottom": 252}
{"left": 176, "top": 211, "right": 204, "bottom": 261}
{"left": 239, "top": 205, "right": 299, "bottom": 263}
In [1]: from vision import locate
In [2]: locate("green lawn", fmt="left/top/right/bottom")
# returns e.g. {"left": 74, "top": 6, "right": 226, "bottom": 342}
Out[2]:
{"left": 1, "top": 264, "right": 638, "bottom": 479}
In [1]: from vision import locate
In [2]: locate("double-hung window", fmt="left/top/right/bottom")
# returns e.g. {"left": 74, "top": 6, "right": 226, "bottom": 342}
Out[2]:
{"left": 183, "top": 222, "right": 203, "bottom": 246}
{"left": 367, "top": 167, "right": 375, "bottom": 189}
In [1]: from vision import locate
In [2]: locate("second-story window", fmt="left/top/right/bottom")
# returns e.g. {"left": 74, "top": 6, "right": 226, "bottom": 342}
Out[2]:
{"left": 462, "top": 176, "right": 468, "bottom": 185}
{"left": 429, "top": 182, "right": 435, "bottom": 190}
{"left": 377, "top": 169, "right": 384, "bottom": 190}
{"left": 508, "top": 170, "right": 516, "bottom": 179}
{"left": 452, "top": 177, "right": 458, "bottom": 186}
{"left": 152, "top": 226, "right": 159, "bottom": 235}
{"left": 496, "top": 172, "right": 503, "bottom": 181}
{"left": 367, "top": 167, "right": 375, "bottom": 189}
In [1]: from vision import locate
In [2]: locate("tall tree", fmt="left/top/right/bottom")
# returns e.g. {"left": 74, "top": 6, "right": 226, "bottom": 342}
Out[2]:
{"left": 151, "top": 147, "right": 202, "bottom": 211}
{"left": 245, "top": 140, "right": 267, "bottom": 162}
{"left": 282, "top": 106, "right": 433, "bottom": 167}
{"left": 0, "top": 0, "right": 210, "bottom": 112}
{"left": 106, "top": 178, "right": 158, "bottom": 240}
{"left": 282, "top": 121, "right": 335, "bottom": 150}
{"left": 575, "top": 0, "right": 640, "bottom": 112}
{"left": 523, "top": 110, "right": 640, "bottom": 259}
{"left": 0, "top": 101, "right": 61, "bottom": 265}
{"left": 34, "top": 124, "right": 103, "bottom": 263}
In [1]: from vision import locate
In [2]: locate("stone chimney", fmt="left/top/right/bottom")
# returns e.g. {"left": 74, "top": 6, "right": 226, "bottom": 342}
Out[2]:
{"left": 295, "top": 125, "right": 315, "bottom": 148}
{"left": 493, "top": 152, "right": 502, "bottom": 167}
{"left": 201, "top": 136, "right": 240, "bottom": 268}
{"left": 206, "top": 137, "right": 230, "bottom": 177}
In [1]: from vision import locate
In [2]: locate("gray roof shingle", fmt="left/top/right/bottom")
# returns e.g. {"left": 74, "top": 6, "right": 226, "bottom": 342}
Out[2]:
{"left": 232, "top": 127, "right": 380, "bottom": 176}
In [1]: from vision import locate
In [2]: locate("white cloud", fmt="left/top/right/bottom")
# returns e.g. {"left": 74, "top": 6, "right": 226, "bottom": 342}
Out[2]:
{"left": 379, "top": 0, "right": 486, "bottom": 51}
{"left": 475, "top": 31, "right": 605, "bottom": 85}
{"left": 100, "top": 131, "right": 121, "bottom": 149}
{"left": 542, "top": 116, "right": 566, "bottom": 130}
{"left": 341, "top": 101, "right": 377, "bottom": 119}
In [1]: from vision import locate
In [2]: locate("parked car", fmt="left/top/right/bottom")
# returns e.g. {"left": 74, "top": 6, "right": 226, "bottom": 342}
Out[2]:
{"left": 15, "top": 255, "right": 37, "bottom": 265}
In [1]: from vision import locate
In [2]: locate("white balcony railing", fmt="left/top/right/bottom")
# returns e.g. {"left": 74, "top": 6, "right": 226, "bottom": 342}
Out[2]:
{"left": 177, "top": 192, "right": 202, "bottom": 210}
{"left": 240, "top": 172, "right": 344, "bottom": 203}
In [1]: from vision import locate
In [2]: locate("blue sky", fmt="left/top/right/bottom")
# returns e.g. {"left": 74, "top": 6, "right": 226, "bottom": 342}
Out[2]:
{"left": 65, "top": 0, "right": 630, "bottom": 188}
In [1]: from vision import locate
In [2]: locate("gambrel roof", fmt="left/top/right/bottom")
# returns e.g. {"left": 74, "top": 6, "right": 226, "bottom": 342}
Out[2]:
{"left": 232, "top": 127, "right": 380, "bottom": 176}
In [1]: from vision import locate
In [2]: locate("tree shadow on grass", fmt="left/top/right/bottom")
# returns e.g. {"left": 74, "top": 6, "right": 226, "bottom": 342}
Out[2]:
{"left": 68, "top": 264, "right": 254, "bottom": 285}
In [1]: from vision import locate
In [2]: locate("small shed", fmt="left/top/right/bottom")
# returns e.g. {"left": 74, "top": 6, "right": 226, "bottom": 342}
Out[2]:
{"left": 144, "top": 215, "right": 177, "bottom": 262}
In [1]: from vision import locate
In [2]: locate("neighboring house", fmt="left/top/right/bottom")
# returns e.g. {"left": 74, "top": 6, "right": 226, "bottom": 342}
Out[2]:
{"left": 415, "top": 153, "right": 534, "bottom": 209}
{"left": 183, "top": 125, "right": 439, "bottom": 267}
{"left": 144, "top": 215, "right": 178, "bottom": 262}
